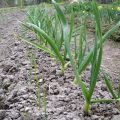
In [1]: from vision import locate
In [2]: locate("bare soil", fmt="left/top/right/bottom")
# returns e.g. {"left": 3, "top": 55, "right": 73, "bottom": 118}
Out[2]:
{"left": 0, "top": 8, "right": 120, "bottom": 120}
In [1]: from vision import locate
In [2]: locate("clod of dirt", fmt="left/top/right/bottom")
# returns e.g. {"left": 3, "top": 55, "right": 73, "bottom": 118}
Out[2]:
{"left": 0, "top": 110, "right": 6, "bottom": 120}
{"left": 3, "top": 79, "right": 11, "bottom": 90}
{"left": 2, "top": 63, "right": 18, "bottom": 74}
{"left": 112, "top": 115, "right": 120, "bottom": 120}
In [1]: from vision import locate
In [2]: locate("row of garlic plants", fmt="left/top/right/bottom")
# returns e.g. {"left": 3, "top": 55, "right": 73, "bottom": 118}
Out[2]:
{"left": 21, "top": 0, "right": 120, "bottom": 114}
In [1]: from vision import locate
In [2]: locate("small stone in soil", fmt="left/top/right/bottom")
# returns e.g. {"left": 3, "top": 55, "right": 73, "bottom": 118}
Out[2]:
{"left": 21, "top": 61, "right": 30, "bottom": 66}
{"left": 24, "top": 107, "right": 31, "bottom": 112}
{"left": 10, "top": 56, "right": 16, "bottom": 60}
{"left": 56, "top": 70, "right": 63, "bottom": 76}
{"left": 38, "top": 79, "right": 43, "bottom": 83}
{"left": 14, "top": 41, "right": 20, "bottom": 46}
{"left": 91, "top": 115, "right": 99, "bottom": 120}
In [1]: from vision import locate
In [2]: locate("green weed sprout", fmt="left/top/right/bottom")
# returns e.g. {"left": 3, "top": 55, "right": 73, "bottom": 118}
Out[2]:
{"left": 93, "top": 70, "right": 120, "bottom": 103}
{"left": 29, "top": 51, "right": 41, "bottom": 109}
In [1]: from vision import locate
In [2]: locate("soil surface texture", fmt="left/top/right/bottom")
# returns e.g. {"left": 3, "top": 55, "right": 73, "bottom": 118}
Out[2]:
{"left": 0, "top": 8, "right": 120, "bottom": 120}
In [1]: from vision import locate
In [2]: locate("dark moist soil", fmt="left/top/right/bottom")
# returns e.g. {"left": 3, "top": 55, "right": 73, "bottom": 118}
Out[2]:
{"left": 0, "top": 8, "right": 120, "bottom": 120}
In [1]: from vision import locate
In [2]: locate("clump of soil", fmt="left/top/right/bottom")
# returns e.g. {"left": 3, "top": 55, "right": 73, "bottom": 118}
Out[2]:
{"left": 0, "top": 8, "right": 120, "bottom": 120}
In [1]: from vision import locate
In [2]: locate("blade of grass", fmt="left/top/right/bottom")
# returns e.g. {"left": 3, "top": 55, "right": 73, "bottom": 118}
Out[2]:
{"left": 19, "top": 36, "right": 55, "bottom": 57}
{"left": 89, "top": 47, "right": 103, "bottom": 99}
{"left": 91, "top": 98, "right": 119, "bottom": 103}
{"left": 44, "top": 89, "right": 47, "bottom": 119}
{"left": 118, "top": 80, "right": 120, "bottom": 98}
{"left": 102, "top": 71, "right": 117, "bottom": 99}
{"left": 89, "top": 1, "right": 103, "bottom": 99}
{"left": 31, "top": 53, "right": 41, "bottom": 110}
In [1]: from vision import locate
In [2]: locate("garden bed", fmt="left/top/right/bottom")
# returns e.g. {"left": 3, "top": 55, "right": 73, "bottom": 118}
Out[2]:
{"left": 0, "top": 7, "right": 120, "bottom": 120}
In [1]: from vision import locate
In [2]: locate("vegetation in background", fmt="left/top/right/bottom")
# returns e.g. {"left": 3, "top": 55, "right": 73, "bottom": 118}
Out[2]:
{"left": 64, "top": 1, "right": 120, "bottom": 41}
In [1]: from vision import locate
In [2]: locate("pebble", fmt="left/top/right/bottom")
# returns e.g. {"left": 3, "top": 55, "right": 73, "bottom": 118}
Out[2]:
{"left": 31, "top": 70, "right": 39, "bottom": 75}
{"left": 56, "top": 70, "right": 63, "bottom": 76}
{"left": 59, "top": 96, "right": 70, "bottom": 102}
{"left": 10, "top": 56, "right": 16, "bottom": 60}
{"left": 51, "top": 62, "right": 56, "bottom": 67}
{"left": 112, "top": 115, "right": 120, "bottom": 120}
{"left": 49, "top": 75, "right": 56, "bottom": 80}
{"left": 28, "top": 45, "right": 33, "bottom": 49}
{"left": 91, "top": 115, "right": 99, "bottom": 120}
{"left": 21, "top": 61, "right": 30, "bottom": 66}
{"left": 17, "top": 104, "right": 23, "bottom": 110}
{"left": 24, "top": 107, "right": 31, "bottom": 112}
{"left": 14, "top": 41, "right": 20, "bottom": 46}
{"left": 38, "top": 79, "right": 43, "bottom": 83}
